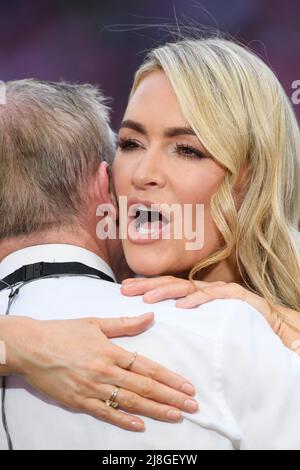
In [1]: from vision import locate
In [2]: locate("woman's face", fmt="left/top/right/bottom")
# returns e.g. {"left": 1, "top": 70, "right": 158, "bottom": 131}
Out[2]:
{"left": 113, "top": 71, "right": 227, "bottom": 277}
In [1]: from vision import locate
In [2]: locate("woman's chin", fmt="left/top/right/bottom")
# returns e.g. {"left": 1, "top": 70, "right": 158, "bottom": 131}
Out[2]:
{"left": 126, "top": 258, "right": 170, "bottom": 278}
{"left": 130, "top": 266, "right": 166, "bottom": 278}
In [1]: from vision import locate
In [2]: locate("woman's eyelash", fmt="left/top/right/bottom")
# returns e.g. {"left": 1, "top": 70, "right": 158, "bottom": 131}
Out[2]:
{"left": 174, "top": 144, "right": 206, "bottom": 160}
{"left": 117, "top": 138, "right": 141, "bottom": 152}
{"left": 117, "top": 138, "right": 206, "bottom": 160}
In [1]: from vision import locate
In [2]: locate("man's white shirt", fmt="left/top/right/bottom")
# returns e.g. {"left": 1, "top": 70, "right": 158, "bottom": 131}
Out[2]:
{"left": 0, "top": 244, "right": 300, "bottom": 450}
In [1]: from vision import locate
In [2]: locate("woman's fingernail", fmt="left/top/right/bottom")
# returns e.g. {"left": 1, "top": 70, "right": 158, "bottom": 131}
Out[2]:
{"left": 139, "top": 312, "right": 154, "bottom": 319}
{"left": 122, "top": 279, "right": 137, "bottom": 285}
{"left": 183, "top": 399, "right": 198, "bottom": 413}
{"left": 144, "top": 290, "right": 159, "bottom": 300}
{"left": 131, "top": 421, "right": 145, "bottom": 431}
{"left": 122, "top": 283, "right": 138, "bottom": 291}
{"left": 176, "top": 299, "right": 190, "bottom": 308}
{"left": 167, "top": 409, "right": 183, "bottom": 422}
{"left": 181, "top": 383, "right": 195, "bottom": 396}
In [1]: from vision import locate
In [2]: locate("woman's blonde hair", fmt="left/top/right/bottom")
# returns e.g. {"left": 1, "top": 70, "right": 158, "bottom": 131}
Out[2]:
{"left": 131, "top": 37, "right": 300, "bottom": 324}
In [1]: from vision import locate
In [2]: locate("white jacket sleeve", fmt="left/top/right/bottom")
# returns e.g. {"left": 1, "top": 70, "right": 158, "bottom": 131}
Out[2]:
{"left": 221, "top": 300, "right": 300, "bottom": 450}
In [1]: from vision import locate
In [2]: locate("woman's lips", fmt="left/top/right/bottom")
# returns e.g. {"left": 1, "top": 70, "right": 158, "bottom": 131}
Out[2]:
{"left": 127, "top": 201, "right": 171, "bottom": 244}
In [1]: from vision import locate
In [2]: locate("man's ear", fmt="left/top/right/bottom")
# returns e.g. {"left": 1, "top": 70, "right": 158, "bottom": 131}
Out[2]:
{"left": 97, "top": 162, "right": 117, "bottom": 208}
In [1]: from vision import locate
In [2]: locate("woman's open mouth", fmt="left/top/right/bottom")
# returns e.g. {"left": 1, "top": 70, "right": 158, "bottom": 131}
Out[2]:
{"left": 127, "top": 201, "right": 171, "bottom": 244}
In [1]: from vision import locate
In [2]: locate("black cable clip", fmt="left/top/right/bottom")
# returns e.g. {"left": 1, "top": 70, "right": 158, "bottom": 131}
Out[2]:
{"left": 8, "top": 288, "right": 20, "bottom": 299}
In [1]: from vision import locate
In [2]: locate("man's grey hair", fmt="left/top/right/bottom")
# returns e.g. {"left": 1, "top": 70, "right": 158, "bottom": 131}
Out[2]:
{"left": 0, "top": 79, "right": 115, "bottom": 238}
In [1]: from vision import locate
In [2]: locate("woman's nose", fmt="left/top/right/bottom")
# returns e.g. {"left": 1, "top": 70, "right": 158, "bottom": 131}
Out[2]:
{"left": 132, "top": 152, "right": 166, "bottom": 190}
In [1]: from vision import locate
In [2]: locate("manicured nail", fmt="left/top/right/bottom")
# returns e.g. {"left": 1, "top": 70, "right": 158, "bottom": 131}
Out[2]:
{"left": 136, "top": 312, "right": 154, "bottom": 321}
{"left": 144, "top": 290, "right": 159, "bottom": 301}
{"left": 122, "top": 283, "right": 138, "bottom": 291}
{"left": 131, "top": 421, "right": 145, "bottom": 431}
{"left": 183, "top": 399, "right": 198, "bottom": 413}
{"left": 176, "top": 299, "right": 191, "bottom": 308}
{"left": 167, "top": 409, "right": 183, "bottom": 422}
{"left": 122, "top": 279, "right": 137, "bottom": 285}
{"left": 181, "top": 383, "right": 195, "bottom": 396}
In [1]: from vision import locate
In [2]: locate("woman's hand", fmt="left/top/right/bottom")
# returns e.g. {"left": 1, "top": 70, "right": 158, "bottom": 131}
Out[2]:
{"left": 122, "top": 277, "right": 300, "bottom": 354}
{"left": 0, "top": 313, "right": 198, "bottom": 432}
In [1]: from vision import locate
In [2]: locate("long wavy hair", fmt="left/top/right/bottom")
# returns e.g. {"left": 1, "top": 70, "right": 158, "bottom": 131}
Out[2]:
{"left": 131, "top": 37, "right": 300, "bottom": 325}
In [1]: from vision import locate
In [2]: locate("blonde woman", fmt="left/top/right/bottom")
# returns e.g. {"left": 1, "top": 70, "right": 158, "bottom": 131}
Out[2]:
{"left": 115, "top": 37, "right": 300, "bottom": 350}
{"left": 1, "top": 37, "right": 299, "bottom": 440}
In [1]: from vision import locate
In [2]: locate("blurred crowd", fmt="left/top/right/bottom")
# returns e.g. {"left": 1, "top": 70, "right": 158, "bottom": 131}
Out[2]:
{"left": 0, "top": 0, "right": 299, "bottom": 127}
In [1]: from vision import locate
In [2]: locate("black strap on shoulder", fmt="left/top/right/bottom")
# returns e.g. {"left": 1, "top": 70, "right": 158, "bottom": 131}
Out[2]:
{"left": 0, "top": 261, "right": 115, "bottom": 291}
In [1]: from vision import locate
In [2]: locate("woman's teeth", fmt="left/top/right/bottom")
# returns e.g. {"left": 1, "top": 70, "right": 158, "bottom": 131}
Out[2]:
{"left": 136, "top": 220, "right": 162, "bottom": 234}
{"left": 135, "top": 209, "right": 168, "bottom": 235}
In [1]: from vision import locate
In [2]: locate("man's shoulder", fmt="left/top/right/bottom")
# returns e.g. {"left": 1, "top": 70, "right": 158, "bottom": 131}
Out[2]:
{"left": 70, "top": 277, "right": 264, "bottom": 334}
{"left": 151, "top": 296, "right": 270, "bottom": 341}
{"left": 0, "top": 275, "right": 271, "bottom": 343}
{"left": 85, "top": 279, "right": 270, "bottom": 343}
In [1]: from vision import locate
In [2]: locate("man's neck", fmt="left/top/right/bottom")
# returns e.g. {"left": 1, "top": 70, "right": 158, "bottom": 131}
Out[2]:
{"left": 0, "top": 226, "right": 111, "bottom": 267}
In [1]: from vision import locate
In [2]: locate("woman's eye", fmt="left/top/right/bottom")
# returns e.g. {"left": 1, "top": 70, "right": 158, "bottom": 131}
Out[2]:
{"left": 174, "top": 144, "right": 206, "bottom": 160}
{"left": 117, "top": 138, "right": 142, "bottom": 152}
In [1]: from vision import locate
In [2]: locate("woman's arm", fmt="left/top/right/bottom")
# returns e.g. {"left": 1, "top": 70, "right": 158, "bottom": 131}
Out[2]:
{"left": 121, "top": 277, "right": 300, "bottom": 353}
{"left": 0, "top": 314, "right": 197, "bottom": 431}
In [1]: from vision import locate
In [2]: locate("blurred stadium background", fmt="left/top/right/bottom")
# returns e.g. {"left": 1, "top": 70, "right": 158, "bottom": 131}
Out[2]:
{"left": 0, "top": 0, "right": 299, "bottom": 128}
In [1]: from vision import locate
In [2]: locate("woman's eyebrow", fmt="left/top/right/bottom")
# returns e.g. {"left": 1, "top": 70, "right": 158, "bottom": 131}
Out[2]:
{"left": 164, "top": 127, "right": 196, "bottom": 138}
{"left": 119, "top": 120, "right": 196, "bottom": 138}
{"left": 119, "top": 120, "right": 147, "bottom": 135}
